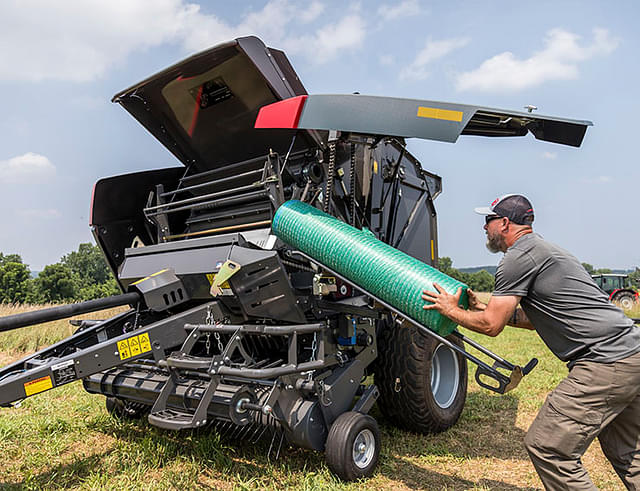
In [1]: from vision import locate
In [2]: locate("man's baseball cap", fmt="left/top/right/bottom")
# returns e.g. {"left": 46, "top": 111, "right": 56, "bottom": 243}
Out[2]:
{"left": 474, "top": 194, "right": 534, "bottom": 225}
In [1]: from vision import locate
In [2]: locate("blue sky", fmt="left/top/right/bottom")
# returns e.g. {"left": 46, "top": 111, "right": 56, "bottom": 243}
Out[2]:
{"left": 0, "top": 0, "right": 638, "bottom": 271}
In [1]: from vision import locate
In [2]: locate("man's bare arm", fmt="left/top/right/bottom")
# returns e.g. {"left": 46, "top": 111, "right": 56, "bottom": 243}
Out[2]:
{"left": 468, "top": 288, "right": 534, "bottom": 330}
{"left": 422, "top": 284, "right": 532, "bottom": 337}
{"left": 506, "top": 306, "right": 534, "bottom": 330}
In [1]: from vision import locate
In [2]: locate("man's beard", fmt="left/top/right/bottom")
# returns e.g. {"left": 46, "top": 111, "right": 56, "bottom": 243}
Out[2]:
{"left": 485, "top": 231, "right": 505, "bottom": 253}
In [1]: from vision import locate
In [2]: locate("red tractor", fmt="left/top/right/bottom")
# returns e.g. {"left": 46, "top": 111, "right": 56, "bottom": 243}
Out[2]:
{"left": 592, "top": 274, "right": 639, "bottom": 310}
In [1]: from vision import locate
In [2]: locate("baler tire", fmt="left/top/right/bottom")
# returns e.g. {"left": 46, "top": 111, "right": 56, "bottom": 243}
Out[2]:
{"left": 375, "top": 320, "right": 467, "bottom": 434}
{"left": 325, "top": 411, "right": 380, "bottom": 481}
{"left": 105, "top": 397, "right": 147, "bottom": 420}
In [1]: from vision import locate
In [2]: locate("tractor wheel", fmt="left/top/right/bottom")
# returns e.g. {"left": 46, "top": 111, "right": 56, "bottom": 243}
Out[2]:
{"left": 613, "top": 291, "right": 637, "bottom": 311}
{"left": 325, "top": 411, "right": 380, "bottom": 481}
{"left": 105, "top": 397, "right": 148, "bottom": 419}
{"left": 375, "top": 319, "right": 467, "bottom": 433}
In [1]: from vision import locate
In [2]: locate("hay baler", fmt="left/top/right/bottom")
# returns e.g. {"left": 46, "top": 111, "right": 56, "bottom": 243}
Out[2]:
{"left": 0, "top": 37, "right": 591, "bottom": 480}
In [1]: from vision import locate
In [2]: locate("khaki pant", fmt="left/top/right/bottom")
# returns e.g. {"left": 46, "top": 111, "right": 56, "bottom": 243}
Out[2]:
{"left": 524, "top": 350, "right": 640, "bottom": 490}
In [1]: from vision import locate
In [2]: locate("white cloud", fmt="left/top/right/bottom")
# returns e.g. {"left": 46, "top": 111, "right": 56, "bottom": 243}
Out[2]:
{"left": 300, "top": 2, "right": 325, "bottom": 23}
{"left": 456, "top": 28, "right": 619, "bottom": 92}
{"left": 0, "top": 0, "right": 364, "bottom": 83}
{"left": 0, "top": 153, "right": 55, "bottom": 183}
{"left": 400, "top": 37, "right": 469, "bottom": 81}
{"left": 0, "top": 0, "right": 194, "bottom": 82}
{"left": 18, "top": 209, "right": 62, "bottom": 219}
{"left": 280, "top": 14, "right": 366, "bottom": 64}
{"left": 581, "top": 175, "right": 613, "bottom": 184}
{"left": 542, "top": 151, "right": 557, "bottom": 160}
{"left": 377, "top": 0, "right": 422, "bottom": 20}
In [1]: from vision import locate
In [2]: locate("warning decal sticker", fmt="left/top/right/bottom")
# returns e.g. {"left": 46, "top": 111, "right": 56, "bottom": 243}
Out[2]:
{"left": 117, "top": 333, "right": 153, "bottom": 361}
{"left": 24, "top": 376, "right": 53, "bottom": 396}
{"left": 51, "top": 359, "right": 76, "bottom": 386}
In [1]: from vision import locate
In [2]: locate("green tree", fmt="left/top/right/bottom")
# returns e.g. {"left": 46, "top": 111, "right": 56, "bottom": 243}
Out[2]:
{"left": 437, "top": 257, "right": 495, "bottom": 292}
{"left": 77, "top": 277, "right": 120, "bottom": 300}
{"left": 467, "top": 269, "right": 495, "bottom": 292}
{"left": 33, "top": 264, "right": 78, "bottom": 303}
{"left": 0, "top": 252, "right": 24, "bottom": 266}
{"left": 59, "top": 243, "right": 119, "bottom": 300}
{"left": 582, "top": 263, "right": 595, "bottom": 275}
{"left": 62, "top": 243, "right": 112, "bottom": 284}
{"left": 0, "top": 260, "right": 32, "bottom": 303}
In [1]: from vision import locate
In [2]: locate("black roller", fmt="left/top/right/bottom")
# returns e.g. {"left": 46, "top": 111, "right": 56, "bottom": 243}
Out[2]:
{"left": 0, "top": 292, "right": 140, "bottom": 333}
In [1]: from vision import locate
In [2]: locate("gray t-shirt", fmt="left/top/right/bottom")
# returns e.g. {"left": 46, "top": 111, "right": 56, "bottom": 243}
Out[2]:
{"left": 493, "top": 232, "right": 640, "bottom": 366}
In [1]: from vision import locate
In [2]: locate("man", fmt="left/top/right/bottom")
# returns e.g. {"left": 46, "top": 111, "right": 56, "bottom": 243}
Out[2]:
{"left": 422, "top": 194, "right": 640, "bottom": 490}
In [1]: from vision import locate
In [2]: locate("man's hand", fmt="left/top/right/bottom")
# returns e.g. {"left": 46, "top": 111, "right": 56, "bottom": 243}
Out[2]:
{"left": 467, "top": 288, "right": 487, "bottom": 312}
{"left": 422, "top": 283, "right": 462, "bottom": 318}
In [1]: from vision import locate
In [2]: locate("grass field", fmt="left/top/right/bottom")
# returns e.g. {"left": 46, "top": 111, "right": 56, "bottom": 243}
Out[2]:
{"left": 0, "top": 301, "right": 635, "bottom": 490}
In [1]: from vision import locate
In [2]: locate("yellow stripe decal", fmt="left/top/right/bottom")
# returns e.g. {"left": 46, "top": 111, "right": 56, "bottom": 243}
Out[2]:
{"left": 131, "top": 269, "right": 169, "bottom": 286}
{"left": 430, "top": 240, "right": 435, "bottom": 261}
{"left": 417, "top": 106, "right": 463, "bottom": 122}
{"left": 24, "top": 376, "right": 53, "bottom": 396}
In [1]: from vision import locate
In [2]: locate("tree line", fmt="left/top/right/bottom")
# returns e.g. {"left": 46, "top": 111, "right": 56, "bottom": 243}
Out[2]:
{"left": 0, "top": 244, "right": 119, "bottom": 304}
{"left": 437, "top": 257, "right": 495, "bottom": 292}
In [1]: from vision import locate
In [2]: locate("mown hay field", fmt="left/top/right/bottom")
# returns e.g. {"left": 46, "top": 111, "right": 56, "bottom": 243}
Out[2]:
{"left": 0, "top": 301, "right": 634, "bottom": 490}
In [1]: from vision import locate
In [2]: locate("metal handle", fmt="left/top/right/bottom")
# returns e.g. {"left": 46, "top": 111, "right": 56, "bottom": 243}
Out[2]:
{"left": 474, "top": 365, "right": 512, "bottom": 394}
{"left": 522, "top": 358, "right": 538, "bottom": 375}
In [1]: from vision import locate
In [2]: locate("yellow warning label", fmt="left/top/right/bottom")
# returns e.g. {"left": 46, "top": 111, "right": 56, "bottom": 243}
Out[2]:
{"left": 373, "top": 160, "right": 378, "bottom": 174}
{"left": 138, "top": 333, "right": 152, "bottom": 353}
{"left": 129, "top": 336, "right": 141, "bottom": 356}
{"left": 117, "top": 333, "right": 153, "bottom": 360}
{"left": 417, "top": 106, "right": 463, "bottom": 122}
{"left": 24, "top": 376, "right": 53, "bottom": 396}
{"left": 117, "top": 339, "right": 131, "bottom": 360}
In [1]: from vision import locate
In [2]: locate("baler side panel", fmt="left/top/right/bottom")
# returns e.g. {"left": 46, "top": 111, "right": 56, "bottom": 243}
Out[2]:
{"left": 91, "top": 167, "right": 185, "bottom": 280}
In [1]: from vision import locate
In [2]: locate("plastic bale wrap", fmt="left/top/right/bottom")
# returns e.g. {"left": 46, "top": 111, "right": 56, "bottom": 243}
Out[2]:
{"left": 272, "top": 200, "right": 468, "bottom": 336}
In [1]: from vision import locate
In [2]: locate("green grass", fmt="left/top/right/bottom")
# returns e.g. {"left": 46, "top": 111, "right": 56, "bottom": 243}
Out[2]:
{"left": 0, "top": 302, "right": 631, "bottom": 490}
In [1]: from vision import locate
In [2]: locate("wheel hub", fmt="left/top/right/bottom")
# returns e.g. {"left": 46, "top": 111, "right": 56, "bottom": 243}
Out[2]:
{"left": 352, "top": 429, "right": 375, "bottom": 469}
{"left": 430, "top": 343, "right": 460, "bottom": 409}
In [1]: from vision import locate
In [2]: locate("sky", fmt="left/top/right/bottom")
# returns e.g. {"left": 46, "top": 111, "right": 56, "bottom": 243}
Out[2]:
{"left": 0, "top": 0, "right": 638, "bottom": 271}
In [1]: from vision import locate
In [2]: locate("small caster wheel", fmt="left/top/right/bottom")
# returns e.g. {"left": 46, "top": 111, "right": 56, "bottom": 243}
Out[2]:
{"left": 105, "top": 397, "right": 147, "bottom": 419}
{"left": 325, "top": 411, "right": 380, "bottom": 481}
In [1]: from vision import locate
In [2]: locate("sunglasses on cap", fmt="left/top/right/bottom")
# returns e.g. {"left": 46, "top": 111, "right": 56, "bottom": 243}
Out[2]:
{"left": 485, "top": 215, "right": 504, "bottom": 225}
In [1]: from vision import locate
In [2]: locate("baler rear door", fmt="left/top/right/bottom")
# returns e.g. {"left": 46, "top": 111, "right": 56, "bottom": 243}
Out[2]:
{"left": 112, "top": 36, "right": 321, "bottom": 174}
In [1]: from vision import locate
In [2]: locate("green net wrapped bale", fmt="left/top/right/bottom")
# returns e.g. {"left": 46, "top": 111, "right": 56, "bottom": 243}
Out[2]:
{"left": 272, "top": 200, "right": 468, "bottom": 336}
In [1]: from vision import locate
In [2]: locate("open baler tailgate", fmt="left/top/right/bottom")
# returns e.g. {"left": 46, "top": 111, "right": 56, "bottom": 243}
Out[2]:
{"left": 255, "top": 94, "right": 592, "bottom": 147}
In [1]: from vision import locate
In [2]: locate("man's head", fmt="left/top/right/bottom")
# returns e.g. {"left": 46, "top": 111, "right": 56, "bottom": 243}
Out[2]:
{"left": 474, "top": 194, "right": 534, "bottom": 253}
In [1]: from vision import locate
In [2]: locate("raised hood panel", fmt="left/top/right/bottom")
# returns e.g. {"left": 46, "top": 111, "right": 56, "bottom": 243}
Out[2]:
{"left": 113, "top": 37, "right": 316, "bottom": 173}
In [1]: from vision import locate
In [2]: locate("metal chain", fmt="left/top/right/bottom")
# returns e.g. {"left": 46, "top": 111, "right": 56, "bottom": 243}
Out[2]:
{"left": 349, "top": 143, "right": 356, "bottom": 226}
{"left": 214, "top": 331, "right": 224, "bottom": 353}
{"left": 311, "top": 332, "right": 317, "bottom": 361}
{"left": 205, "top": 333, "right": 211, "bottom": 355}
{"left": 318, "top": 380, "right": 332, "bottom": 406}
{"left": 323, "top": 140, "right": 336, "bottom": 214}
{"left": 206, "top": 305, "right": 224, "bottom": 353}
